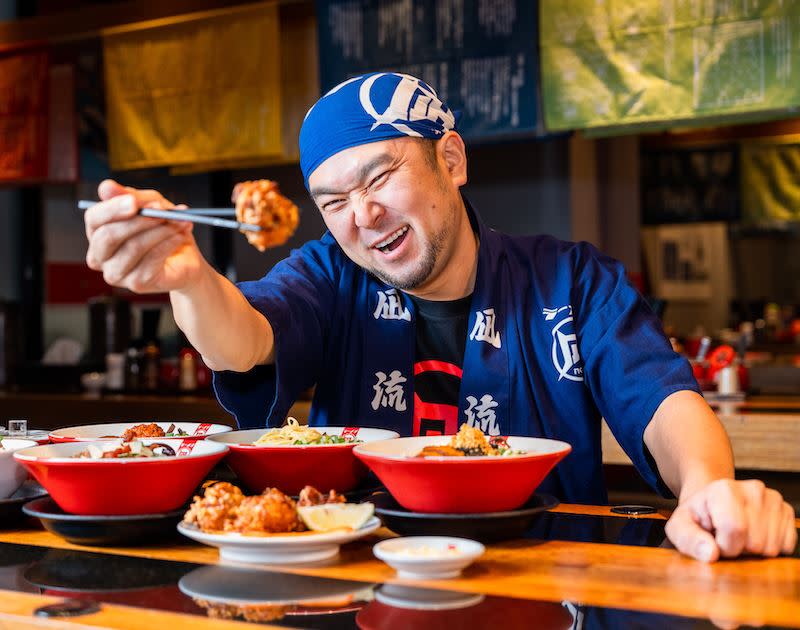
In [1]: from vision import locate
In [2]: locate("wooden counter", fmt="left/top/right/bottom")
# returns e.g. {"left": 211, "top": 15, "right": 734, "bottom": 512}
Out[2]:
{"left": 0, "top": 505, "right": 797, "bottom": 628}
{"left": 603, "top": 410, "right": 800, "bottom": 472}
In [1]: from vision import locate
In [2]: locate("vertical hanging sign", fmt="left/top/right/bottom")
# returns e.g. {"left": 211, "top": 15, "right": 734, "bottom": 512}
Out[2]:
{"left": 0, "top": 50, "right": 49, "bottom": 182}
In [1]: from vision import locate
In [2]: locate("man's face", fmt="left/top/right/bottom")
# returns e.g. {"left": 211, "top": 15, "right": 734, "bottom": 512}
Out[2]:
{"left": 308, "top": 137, "right": 463, "bottom": 292}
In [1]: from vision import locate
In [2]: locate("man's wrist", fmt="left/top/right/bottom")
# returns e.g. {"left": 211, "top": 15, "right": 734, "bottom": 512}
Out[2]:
{"left": 170, "top": 256, "right": 216, "bottom": 300}
{"left": 678, "top": 471, "right": 733, "bottom": 503}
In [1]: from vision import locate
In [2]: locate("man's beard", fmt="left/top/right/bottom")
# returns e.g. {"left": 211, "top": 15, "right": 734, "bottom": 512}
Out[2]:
{"left": 367, "top": 223, "right": 447, "bottom": 291}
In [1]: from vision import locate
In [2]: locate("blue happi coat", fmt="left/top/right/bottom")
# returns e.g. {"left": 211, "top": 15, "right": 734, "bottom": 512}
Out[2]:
{"left": 213, "top": 203, "right": 699, "bottom": 504}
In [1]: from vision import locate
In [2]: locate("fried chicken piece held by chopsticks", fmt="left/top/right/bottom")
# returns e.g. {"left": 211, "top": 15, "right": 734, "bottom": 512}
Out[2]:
{"left": 231, "top": 179, "right": 299, "bottom": 251}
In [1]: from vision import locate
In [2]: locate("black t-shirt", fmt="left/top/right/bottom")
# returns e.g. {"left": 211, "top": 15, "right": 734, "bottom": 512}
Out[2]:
{"left": 408, "top": 293, "right": 472, "bottom": 436}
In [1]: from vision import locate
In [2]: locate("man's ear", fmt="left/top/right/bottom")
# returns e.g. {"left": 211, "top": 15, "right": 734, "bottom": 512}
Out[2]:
{"left": 439, "top": 131, "right": 468, "bottom": 187}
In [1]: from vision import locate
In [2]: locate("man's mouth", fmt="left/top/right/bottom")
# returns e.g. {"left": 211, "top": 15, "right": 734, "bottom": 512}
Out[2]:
{"left": 374, "top": 226, "right": 409, "bottom": 253}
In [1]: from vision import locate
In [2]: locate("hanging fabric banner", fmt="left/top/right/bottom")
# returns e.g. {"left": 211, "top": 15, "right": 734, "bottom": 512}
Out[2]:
{"left": 740, "top": 143, "right": 800, "bottom": 224}
{"left": 0, "top": 50, "right": 49, "bottom": 182}
{"left": 541, "top": 0, "right": 800, "bottom": 133}
{"left": 103, "top": 4, "right": 283, "bottom": 170}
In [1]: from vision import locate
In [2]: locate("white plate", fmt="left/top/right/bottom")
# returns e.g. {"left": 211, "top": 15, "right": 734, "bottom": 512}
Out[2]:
{"left": 177, "top": 517, "right": 382, "bottom": 564}
{"left": 373, "top": 536, "right": 485, "bottom": 579}
{"left": 49, "top": 422, "right": 232, "bottom": 443}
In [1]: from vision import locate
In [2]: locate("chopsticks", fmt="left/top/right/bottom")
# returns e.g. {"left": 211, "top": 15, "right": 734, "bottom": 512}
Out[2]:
{"left": 77, "top": 200, "right": 260, "bottom": 232}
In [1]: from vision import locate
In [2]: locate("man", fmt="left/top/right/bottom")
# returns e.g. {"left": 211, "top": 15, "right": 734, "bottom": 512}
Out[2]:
{"left": 85, "top": 73, "right": 796, "bottom": 563}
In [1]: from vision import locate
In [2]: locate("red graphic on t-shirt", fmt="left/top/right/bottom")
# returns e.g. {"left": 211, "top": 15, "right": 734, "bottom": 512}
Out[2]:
{"left": 412, "top": 360, "right": 462, "bottom": 436}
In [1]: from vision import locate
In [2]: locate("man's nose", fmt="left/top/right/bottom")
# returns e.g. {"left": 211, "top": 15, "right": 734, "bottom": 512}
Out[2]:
{"left": 352, "top": 194, "right": 384, "bottom": 229}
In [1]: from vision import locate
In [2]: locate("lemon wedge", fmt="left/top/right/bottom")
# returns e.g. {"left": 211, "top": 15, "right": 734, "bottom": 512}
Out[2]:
{"left": 298, "top": 502, "right": 374, "bottom": 532}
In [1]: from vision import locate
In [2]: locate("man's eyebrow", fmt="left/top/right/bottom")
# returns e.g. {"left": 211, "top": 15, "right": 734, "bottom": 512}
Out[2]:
{"left": 310, "top": 153, "right": 395, "bottom": 199}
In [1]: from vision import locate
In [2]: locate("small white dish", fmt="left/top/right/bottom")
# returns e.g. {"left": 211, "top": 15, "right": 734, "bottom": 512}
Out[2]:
{"left": 373, "top": 536, "right": 485, "bottom": 579}
{"left": 177, "top": 516, "right": 382, "bottom": 564}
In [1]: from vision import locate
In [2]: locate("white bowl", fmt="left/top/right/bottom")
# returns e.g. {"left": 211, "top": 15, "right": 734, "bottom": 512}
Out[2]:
{"left": 0, "top": 439, "right": 38, "bottom": 498}
{"left": 372, "top": 536, "right": 485, "bottom": 579}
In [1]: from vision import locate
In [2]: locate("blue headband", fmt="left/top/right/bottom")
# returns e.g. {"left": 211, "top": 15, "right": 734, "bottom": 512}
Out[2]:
{"left": 299, "top": 72, "right": 458, "bottom": 188}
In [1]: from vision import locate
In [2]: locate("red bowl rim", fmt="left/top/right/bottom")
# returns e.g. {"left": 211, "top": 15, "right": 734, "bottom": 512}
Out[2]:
{"left": 353, "top": 436, "right": 572, "bottom": 463}
{"left": 208, "top": 427, "right": 400, "bottom": 450}
{"left": 13, "top": 438, "right": 228, "bottom": 465}
{"left": 48, "top": 422, "right": 232, "bottom": 442}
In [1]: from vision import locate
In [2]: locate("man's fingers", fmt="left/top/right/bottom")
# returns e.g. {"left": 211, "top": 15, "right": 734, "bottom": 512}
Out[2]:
{"left": 119, "top": 232, "right": 191, "bottom": 293}
{"left": 98, "top": 179, "right": 173, "bottom": 207}
{"left": 87, "top": 181, "right": 176, "bottom": 239}
{"left": 781, "top": 503, "right": 797, "bottom": 555}
{"left": 741, "top": 481, "right": 770, "bottom": 555}
{"left": 85, "top": 194, "right": 139, "bottom": 239}
{"left": 757, "top": 491, "right": 785, "bottom": 557}
{"left": 100, "top": 224, "right": 186, "bottom": 287}
{"left": 704, "top": 481, "right": 748, "bottom": 557}
{"left": 87, "top": 215, "right": 170, "bottom": 267}
{"left": 97, "top": 178, "right": 127, "bottom": 201}
{"left": 665, "top": 506, "right": 720, "bottom": 563}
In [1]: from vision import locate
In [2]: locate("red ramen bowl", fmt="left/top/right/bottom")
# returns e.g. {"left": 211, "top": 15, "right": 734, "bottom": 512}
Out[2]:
{"left": 354, "top": 436, "right": 571, "bottom": 513}
{"left": 208, "top": 427, "right": 399, "bottom": 495}
{"left": 49, "top": 422, "right": 232, "bottom": 443}
{"left": 14, "top": 439, "right": 228, "bottom": 515}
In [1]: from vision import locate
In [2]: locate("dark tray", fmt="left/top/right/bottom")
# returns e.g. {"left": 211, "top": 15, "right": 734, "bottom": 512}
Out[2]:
{"left": 22, "top": 497, "right": 184, "bottom": 547}
{"left": 369, "top": 491, "right": 559, "bottom": 542}
{"left": 0, "top": 481, "right": 48, "bottom": 528}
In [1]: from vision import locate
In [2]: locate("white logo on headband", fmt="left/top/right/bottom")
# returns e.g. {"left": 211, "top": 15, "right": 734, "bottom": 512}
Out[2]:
{"left": 358, "top": 73, "right": 455, "bottom": 136}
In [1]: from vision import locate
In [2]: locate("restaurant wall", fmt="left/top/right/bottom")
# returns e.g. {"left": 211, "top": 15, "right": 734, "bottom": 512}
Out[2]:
{"left": 0, "top": 191, "right": 21, "bottom": 301}
{"left": 567, "top": 135, "right": 643, "bottom": 273}
{"left": 0, "top": 3, "right": 18, "bottom": 303}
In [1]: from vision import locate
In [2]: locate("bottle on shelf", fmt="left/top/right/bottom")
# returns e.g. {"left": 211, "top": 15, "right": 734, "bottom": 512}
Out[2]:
{"left": 124, "top": 346, "right": 142, "bottom": 392}
{"left": 142, "top": 341, "right": 161, "bottom": 392}
{"left": 179, "top": 347, "right": 198, "bottom": 392}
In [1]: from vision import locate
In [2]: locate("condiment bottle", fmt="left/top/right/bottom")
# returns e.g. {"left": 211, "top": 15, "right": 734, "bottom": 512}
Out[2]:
{"left": 125, "top": 346, "right": 142, "bottom": 392}
{"left": 142, "top": 341, "right": 161, "bottom": 391}
{"left": 179, "top": 348, "right": 197, "bottom": 392}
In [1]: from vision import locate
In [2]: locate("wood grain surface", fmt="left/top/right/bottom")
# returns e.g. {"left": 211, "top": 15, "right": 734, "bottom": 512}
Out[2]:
{"left": 603, "top": 411, "right": 800, "bottom": 472}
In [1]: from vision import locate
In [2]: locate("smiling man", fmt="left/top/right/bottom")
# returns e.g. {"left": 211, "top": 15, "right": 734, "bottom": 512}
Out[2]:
{"left": 84, "top": 73, "right": 796, "bottom": 562}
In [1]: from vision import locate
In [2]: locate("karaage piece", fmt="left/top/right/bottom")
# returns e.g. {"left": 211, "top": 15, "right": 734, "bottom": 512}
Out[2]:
{"left": 231, "top": 179, "right": 299, "bottom": 251}
{"left": 121, "top": 422, "right": 165, "bottom": 441}
{"left": 227, "top": 487, "right": 305, "bottom": 533}
{"left": 297, "top": 485, "right": 346, "bottom": 507}
{"left": 183, "top": 481, "right": 245, "bottom": 532}
{"left": 449, "top": 423, "right": 495, "bottom": 456}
